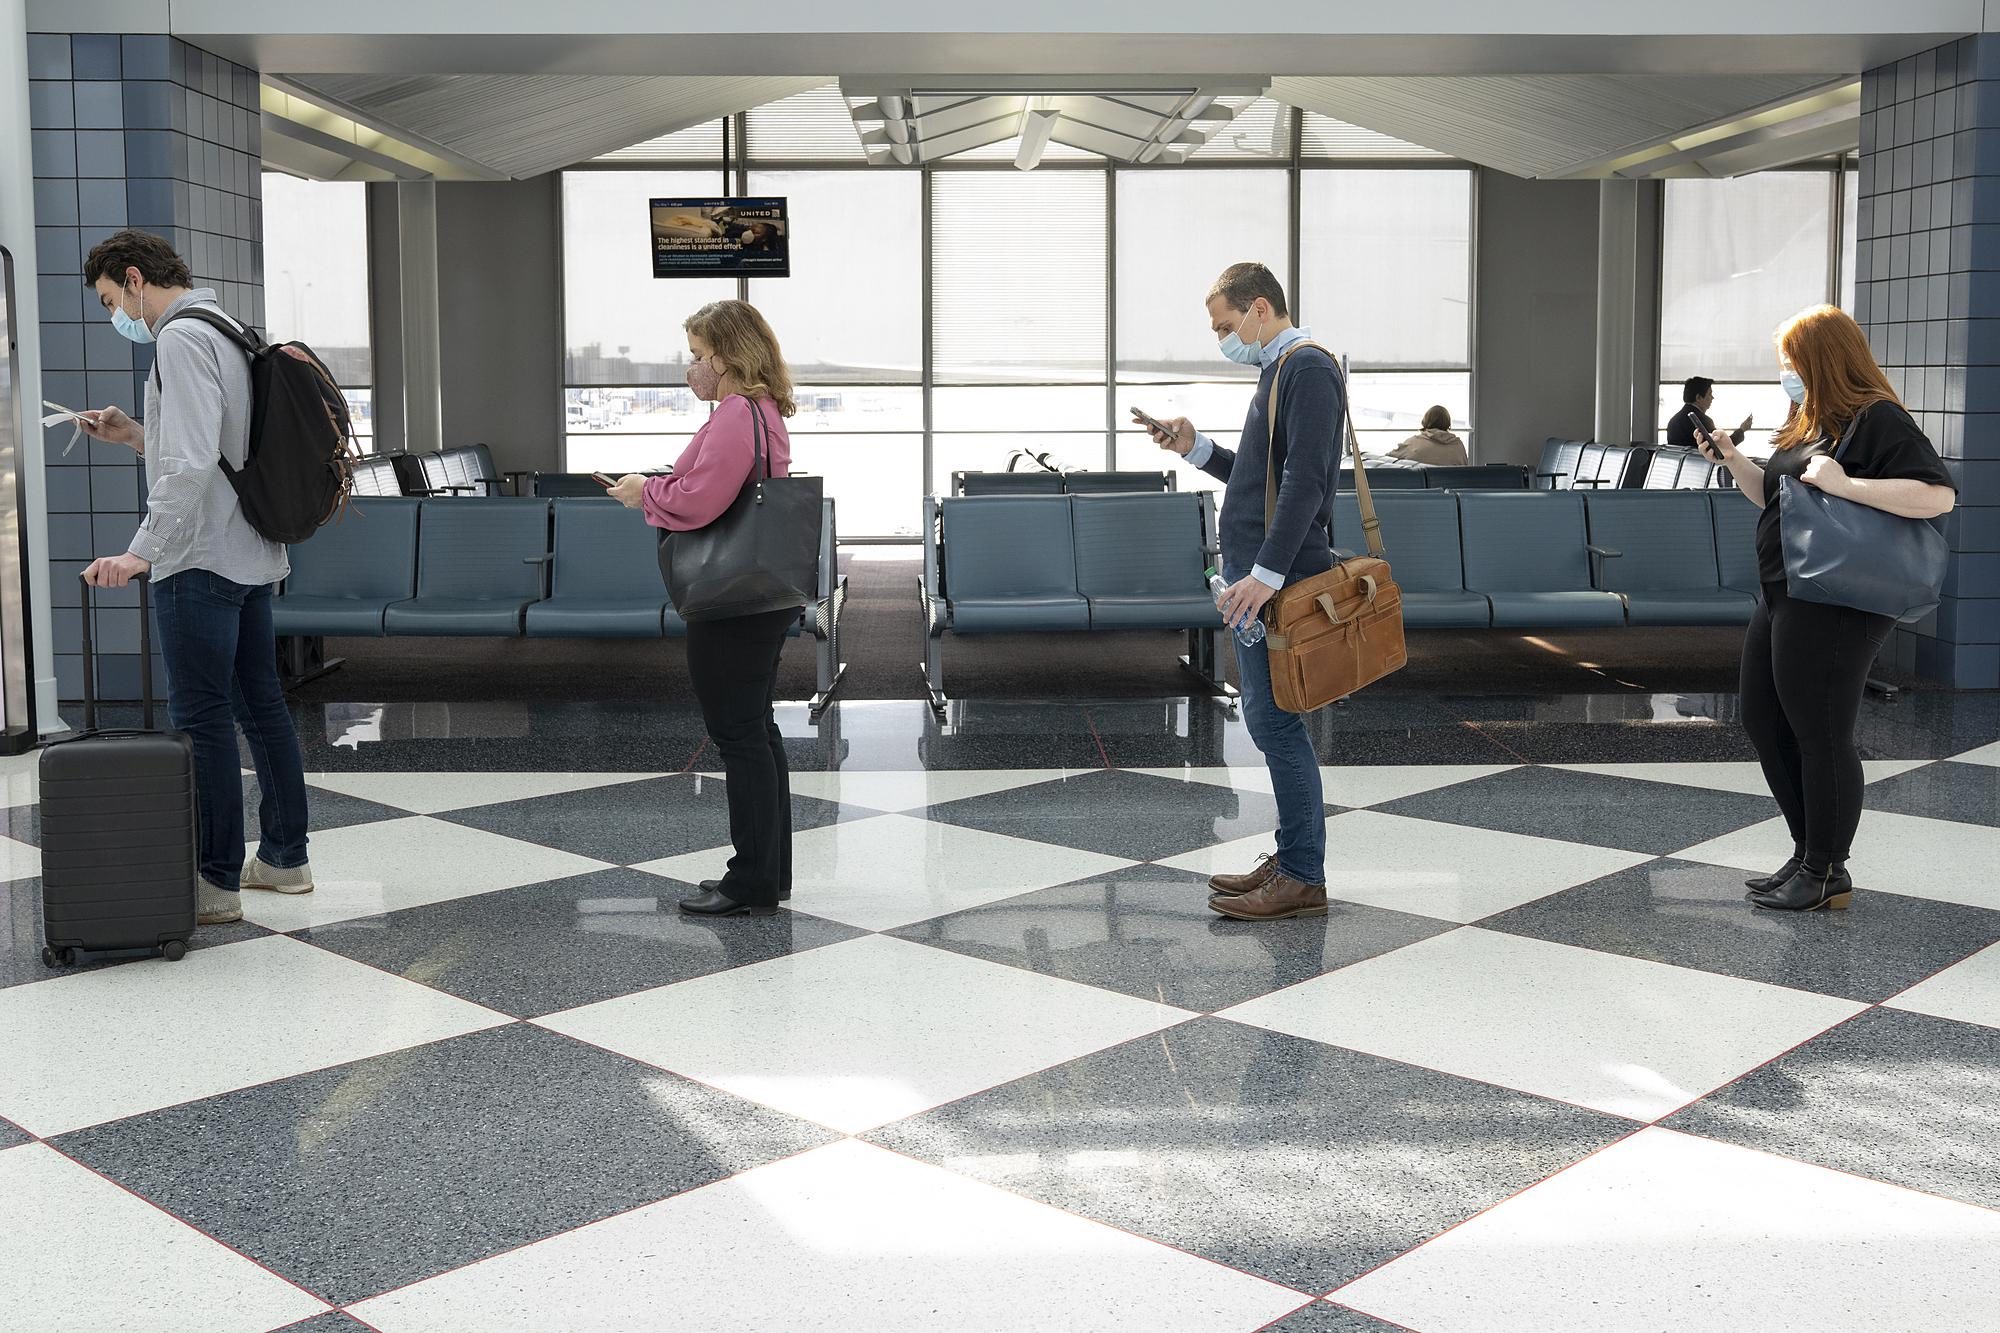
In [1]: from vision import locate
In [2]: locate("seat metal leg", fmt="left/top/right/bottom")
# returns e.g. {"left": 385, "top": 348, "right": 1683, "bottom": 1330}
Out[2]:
{"left": 1179, "top": 628, "right": 1238, "bottom": 707}
{"left": 278, "top": 636, "right": 343, "bottom": 689}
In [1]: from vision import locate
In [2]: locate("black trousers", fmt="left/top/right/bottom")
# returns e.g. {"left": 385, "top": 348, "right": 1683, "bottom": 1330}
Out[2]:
{"left": 1740, "top": 581, "right": 1893, "bottom": 868}
{"left": 684, "top": 606, "right": 797, "bottom": 908}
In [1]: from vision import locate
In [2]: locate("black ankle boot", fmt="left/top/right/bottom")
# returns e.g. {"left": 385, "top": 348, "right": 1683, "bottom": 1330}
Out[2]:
{"left": 1745, "top": 856, "right": 1804, "bottom": 896}
{"left": 1750, "top": 863, "right": 1853, "bottom": 912}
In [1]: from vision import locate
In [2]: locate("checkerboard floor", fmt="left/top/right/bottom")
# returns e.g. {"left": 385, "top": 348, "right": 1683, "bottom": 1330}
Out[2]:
{"left": 6, "top": 726, "right": 2000, "bottom": 1331}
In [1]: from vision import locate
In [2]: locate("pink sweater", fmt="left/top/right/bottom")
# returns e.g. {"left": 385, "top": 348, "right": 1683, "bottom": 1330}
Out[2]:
{"left": 640, "top": 395, "right": 792, "bottom": 532}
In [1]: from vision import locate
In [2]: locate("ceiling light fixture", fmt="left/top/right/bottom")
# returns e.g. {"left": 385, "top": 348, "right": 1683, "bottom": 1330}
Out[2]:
{"left": 1016, "top": 106, "right": 1061, "bottom": 170}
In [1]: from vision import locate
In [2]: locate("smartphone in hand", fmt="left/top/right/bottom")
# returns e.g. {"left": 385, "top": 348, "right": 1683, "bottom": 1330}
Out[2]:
{"left": 1687, "top": 409, "right": 1724, "bottom": 462}
{"left": 1129, "top": 406, "right": 1174, "bottom": 441}
{"left": 591, "top": 472, "right": 617, "bottom": 488}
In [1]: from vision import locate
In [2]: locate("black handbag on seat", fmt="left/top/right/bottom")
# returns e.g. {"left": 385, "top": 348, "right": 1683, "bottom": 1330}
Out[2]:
{"left": 657, "top": 399, "right": 823, "bottom": 622}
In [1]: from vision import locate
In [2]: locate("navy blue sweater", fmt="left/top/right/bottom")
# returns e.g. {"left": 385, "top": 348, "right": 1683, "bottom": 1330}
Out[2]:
{"left": 1199, "top": 342, "right": 1343, "bottom": 585}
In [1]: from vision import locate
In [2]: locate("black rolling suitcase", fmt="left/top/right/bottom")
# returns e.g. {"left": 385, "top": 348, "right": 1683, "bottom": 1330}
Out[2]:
{"left": 39, "top": 576, "right": 199, "bottom": 967}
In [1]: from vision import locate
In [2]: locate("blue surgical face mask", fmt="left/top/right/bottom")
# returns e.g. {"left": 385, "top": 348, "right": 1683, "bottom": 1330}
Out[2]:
{"left": 1780, "top": 368, "right": 1805, "bottom": 404}
{"left": 1218, "top": 308, "right": 1266, "bottom": 366}
{"left": 111, "top": 284, "right": 154, "bottom": 344}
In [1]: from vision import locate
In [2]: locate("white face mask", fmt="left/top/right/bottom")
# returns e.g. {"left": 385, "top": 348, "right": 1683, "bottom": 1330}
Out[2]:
{"left": 1218, "top": 307, "right": 1267, "bottom": 366}
{"left": 1780, "top": 368, "right": 1806, "bottom": 404}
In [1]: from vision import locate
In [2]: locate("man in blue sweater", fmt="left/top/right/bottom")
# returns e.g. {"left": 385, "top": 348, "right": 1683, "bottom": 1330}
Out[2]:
{"left": 1136, "top": 262, "right": 1341, "bottom": 922}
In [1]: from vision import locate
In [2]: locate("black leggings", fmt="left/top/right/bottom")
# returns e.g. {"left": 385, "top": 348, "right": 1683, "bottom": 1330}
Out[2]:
{"left": 1739, "top": 582, "right": 1893, "bottom": 868}
{"left": 684, "top": 606, "right": 797, "bottom": 908}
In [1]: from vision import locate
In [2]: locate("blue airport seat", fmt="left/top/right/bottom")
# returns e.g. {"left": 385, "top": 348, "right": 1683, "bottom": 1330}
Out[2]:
{"left": 938, "top": 497, "right": 1091, "bottom": 632}
{"left": 1071, "top": 493, "right": 1224, "bottom": 630}
{"left": 1536, "top": 437, "right": 1586, "bottom": 489}
{"left": 1583, "top": 490, "right": 1754, "bottom": 625}
{"left": 1333, "top": 490, "right": 1490, "bottom": 628}
{"left": 1062, "top": 470, "right": 1175, "bottom": 494}
{"left": 384, "top": 498, "right": 550, "bottom": 636}
{"left": 273, "top": 496, "right": 419, "bottom": 637}
{"left": 1344, "top": 466, "right": 1428, "bottom": 490}
{"left": 1709, "top": 490, "right": 1763, "bottom": 596}
{"left": 1643, "top": 450, "right": 1687, "bottom": 489}
{"left": 1422, "top": 464, "right": 1529, "bottom": 491}
{"left": 1458, "top": 492, "right": 1627, "bottom": 627}
{"left": 957, "top": 471, "right": 1064, "bottom": 496}
{"left": 525, "top": 499, "right": 672, "bottom": 638}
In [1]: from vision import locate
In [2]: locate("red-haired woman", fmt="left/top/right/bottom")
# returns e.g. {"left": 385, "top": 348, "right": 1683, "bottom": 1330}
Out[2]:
{"left": 1697, "top": 305, "right": 1956, "bottom": 912}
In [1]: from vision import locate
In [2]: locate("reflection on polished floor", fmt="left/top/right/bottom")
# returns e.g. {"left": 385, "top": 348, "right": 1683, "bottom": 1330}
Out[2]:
{"left": 5, "top": 691, "right": 2000, "bottom": 1331}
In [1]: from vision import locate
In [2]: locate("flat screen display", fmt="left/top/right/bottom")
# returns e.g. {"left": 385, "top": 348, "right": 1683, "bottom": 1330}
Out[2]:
{"left": 649, "top": 198, "right": 790, "bottom": 278}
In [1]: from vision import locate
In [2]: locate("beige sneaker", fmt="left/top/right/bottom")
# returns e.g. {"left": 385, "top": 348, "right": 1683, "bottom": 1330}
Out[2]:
{"left": 241, "top": 855, "right": 314, "bottom": 895}
{"left": 197, "top": 877, "right": 243, "bottom": 924}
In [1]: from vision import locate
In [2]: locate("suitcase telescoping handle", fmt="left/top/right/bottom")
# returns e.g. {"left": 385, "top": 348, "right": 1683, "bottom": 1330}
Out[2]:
{"left": 78, "top": 573, "right": 155, "bottom": 734}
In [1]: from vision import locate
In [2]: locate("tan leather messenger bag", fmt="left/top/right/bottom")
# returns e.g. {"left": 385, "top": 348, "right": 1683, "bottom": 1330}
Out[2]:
{"left": 1257, "top": 341, "right": 1407, "bottom": 713}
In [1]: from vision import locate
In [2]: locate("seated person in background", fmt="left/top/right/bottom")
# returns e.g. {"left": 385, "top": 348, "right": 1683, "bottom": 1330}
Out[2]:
{"left": 1385, "top": 405, "right": 1468, "bottom": 465}
{"left": 1668, "top": 376, "right": 1751, "bottom": 450}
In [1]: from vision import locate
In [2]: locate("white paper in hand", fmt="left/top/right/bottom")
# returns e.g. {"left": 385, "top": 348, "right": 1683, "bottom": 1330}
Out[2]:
{"left": 40, "top": 401, "right": 87, "bottom": 456}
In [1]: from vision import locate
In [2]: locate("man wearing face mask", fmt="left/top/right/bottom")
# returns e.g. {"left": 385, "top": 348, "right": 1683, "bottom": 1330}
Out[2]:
{"left": 1132, "top": 262, "right": 1342, "bottom": 922}
{"left": 72, "top": 230, "right": 314, "bottom": 927}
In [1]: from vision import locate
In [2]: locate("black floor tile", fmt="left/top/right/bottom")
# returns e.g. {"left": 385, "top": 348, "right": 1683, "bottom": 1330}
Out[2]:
{"left": 869, "top": 1017, "right": 1633, "bottom": 1295}
{"left": 1665, "top": 1007, "right": 2000, "bottom": 1213}
{"left": 2, "top": 876, "right": 270, "bottom": 991}
{"left": 1481, "top": 858, "right": 2000, "bottom": 1003}
{"left": 435, "top": 773, "right": 850, "bottom": 866}
{"left": 54, "top": 1023, "right": 836, "bottom": 1305}
{"left": 1376, "top": 765, "right": 1775, "bottom": 856}
{"left": 892, "top": 864, "right": 1450, "bottom": 1013}
{"left": 1260, "top": 1303, "right": 1412, "bottom": 1332}
{"left": 918, "top": 769, "right": 1299, "bottom": 861}
{"left": 1864, "top": 760, "right": 2000, "bottom": 828}
{"left": 297, "top": 867, "right": 864, "bottom": 1017}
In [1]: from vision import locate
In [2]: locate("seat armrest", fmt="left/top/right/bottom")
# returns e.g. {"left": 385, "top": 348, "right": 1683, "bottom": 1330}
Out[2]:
{"left": 1587, "top": 544, "right": 1621, "bottom": 585}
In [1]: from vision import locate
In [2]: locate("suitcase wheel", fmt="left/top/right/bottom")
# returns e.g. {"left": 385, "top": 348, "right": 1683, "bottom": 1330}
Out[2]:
{"left": 161, "top": 940, "right": 188, "bottom": 962}
{"left": 41, "top": 946, "right": 76, "bottom": 969}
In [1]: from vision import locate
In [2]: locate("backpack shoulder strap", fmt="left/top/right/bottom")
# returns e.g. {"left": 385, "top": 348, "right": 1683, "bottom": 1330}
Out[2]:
{"left": 1263, "top": 340, "right": 1382, "bottom": 559}
{"left": 149, "top": 306, "right": 261, "bottom": 388}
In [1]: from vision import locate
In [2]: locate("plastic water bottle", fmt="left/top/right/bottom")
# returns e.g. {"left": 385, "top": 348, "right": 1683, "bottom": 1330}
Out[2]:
{"left": 1207, "top": 568, "right": 1266, "bottom": 647}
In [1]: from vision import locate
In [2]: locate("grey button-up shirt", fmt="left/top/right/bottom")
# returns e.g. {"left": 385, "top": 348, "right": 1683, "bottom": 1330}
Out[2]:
{"left": 127, "top": 289, "right": 289, "bottom": 587}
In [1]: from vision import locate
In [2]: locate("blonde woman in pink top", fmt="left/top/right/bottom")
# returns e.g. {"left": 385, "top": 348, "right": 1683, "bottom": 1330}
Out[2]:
{"left": 608, "top": 301, "right": 798, "bottom": 917}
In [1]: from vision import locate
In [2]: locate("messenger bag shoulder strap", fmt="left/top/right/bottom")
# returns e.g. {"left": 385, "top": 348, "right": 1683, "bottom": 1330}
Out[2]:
{"left": 1263, "top": 340, "right": 1383, "bottom": 559}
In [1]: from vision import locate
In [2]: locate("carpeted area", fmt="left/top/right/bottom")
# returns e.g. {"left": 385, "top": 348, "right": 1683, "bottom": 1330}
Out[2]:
{"left": 298, "top": 552, "right": 1775, "bottom": 706}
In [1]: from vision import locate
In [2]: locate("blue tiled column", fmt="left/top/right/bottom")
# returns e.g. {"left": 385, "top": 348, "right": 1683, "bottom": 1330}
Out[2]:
{"left": 26, "top": 30, "right": 263, "bottom": 703}
{"left": 1858, "top": 38, "right": 2000, "bottom": 689}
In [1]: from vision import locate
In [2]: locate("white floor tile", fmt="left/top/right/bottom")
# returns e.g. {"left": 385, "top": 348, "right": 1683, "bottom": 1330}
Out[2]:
{"left": 350, "top": 1139, "right": 1302, "bottom": 1333}
{"left": 0, "top": 1143, "right": 329, "bottom": 1333}
{"left": 238, "top": 816, "right": 613, "bottom": 930}
{"left": 538, "top": 934, "right": 1189, "bottom": 1133}
{"left": 1885, "top": 941, "right": 2000, "bottom": 1032}
{"left": 1135, "top": 764, "right": 1515, "bottom": 807}
{"left": 1220, "top": 928, "right": 1862, "bottom": 1120}
{"left": 1160, "top": 809, "right": 1651, "bottom": 923}
{"left": 1552, "top": 759, "right": 1929, "bottom": 797}
{"left": 0, "top": 935, "right": 509, "bottom": 1136}
{"left": 634, "top": 813, "right": 1133, "bottom": 933}
{"left": 1949, "top": 740, "right": 2000, "bottom": 768}
{"left": 1333, "top": 1128, "right": 2000, "bottom": 1333}
{"left": 0, "top": 751, "right": 40, "bottom": 810}
{"left": 782, "top": 768, "right": 1079, "bottom": 812}
{"left": 0, "top": 835, "right": 39, "bottom": 884}
{"left": 303, "top": 770, "right": 667, "bottom": 815}
{"left": 1673, "top": 810, "right": 2000, "bottom": 912}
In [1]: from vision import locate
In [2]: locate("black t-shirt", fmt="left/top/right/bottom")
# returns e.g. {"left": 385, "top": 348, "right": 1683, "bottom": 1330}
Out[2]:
{"left": 1754, "top": 400, "right": 1956, "bottom": 585}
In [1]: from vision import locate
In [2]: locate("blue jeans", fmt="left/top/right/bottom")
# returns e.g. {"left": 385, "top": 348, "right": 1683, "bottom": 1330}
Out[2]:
{"left": 152, "top": 570, "right": 309, "bottom": 891}
{"left": 1235, "top": 633, "right": 1327, "bottom": 886}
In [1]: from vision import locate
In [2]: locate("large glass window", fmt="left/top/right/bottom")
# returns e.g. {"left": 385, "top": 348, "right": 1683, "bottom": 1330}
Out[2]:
{"left": 1658, "top": 169, "right": 1840, "bottom": 455}
{"left": 1114, "top": 169, "right": 1290, "bottom": 491}
{"left": 560, "top": 102, "right": 1478, "bottom": 536}
{"left": 1298, "top": 169, "right": 1472, "bottom": 454}
{"left": 562, "top": 170, "right": 733, "bottom": 471}
{"left": 262, "top": 173, "right": 374, "bottom": 447}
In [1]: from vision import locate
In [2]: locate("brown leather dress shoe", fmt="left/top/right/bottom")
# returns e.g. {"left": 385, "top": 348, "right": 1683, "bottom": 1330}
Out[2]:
{"left": 1208, "top": 872, "right": 1328, "bottom": 921}
{"left": 1208, "top": 854, "right": 1280, "bottom": 897}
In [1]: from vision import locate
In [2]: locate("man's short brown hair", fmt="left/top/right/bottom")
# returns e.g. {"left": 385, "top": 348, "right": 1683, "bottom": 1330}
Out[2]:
{"left": 83, "top": 229, "right": 192, "bottom": 289}
{"left": 1207, "top": 261, "right": 1289, "bottom": 318}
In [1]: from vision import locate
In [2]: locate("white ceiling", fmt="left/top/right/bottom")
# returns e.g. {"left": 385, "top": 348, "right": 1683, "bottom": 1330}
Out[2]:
{"left": 284, "top": 74, "right": 825, "bottom": 179}
{"left": 1272, "top": 74, "right": 1852, "bottom": 178}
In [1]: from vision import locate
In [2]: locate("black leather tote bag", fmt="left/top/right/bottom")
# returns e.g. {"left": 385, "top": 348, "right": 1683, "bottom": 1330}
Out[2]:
{"left": 658, "top": 401, "right": 823, "bottom": 621}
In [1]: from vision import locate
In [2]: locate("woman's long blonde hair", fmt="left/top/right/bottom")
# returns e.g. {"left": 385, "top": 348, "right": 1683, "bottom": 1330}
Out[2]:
{"left": 1770, "top": 304, "right": 1900, "bottom": 451}
{"left": 684, "top": 300, "right": 796, "bottom": 418}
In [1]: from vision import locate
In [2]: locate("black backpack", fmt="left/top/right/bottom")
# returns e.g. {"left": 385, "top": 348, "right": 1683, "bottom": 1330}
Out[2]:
{"left": 151, "top": 306, "right": 358, "bottom": 543}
